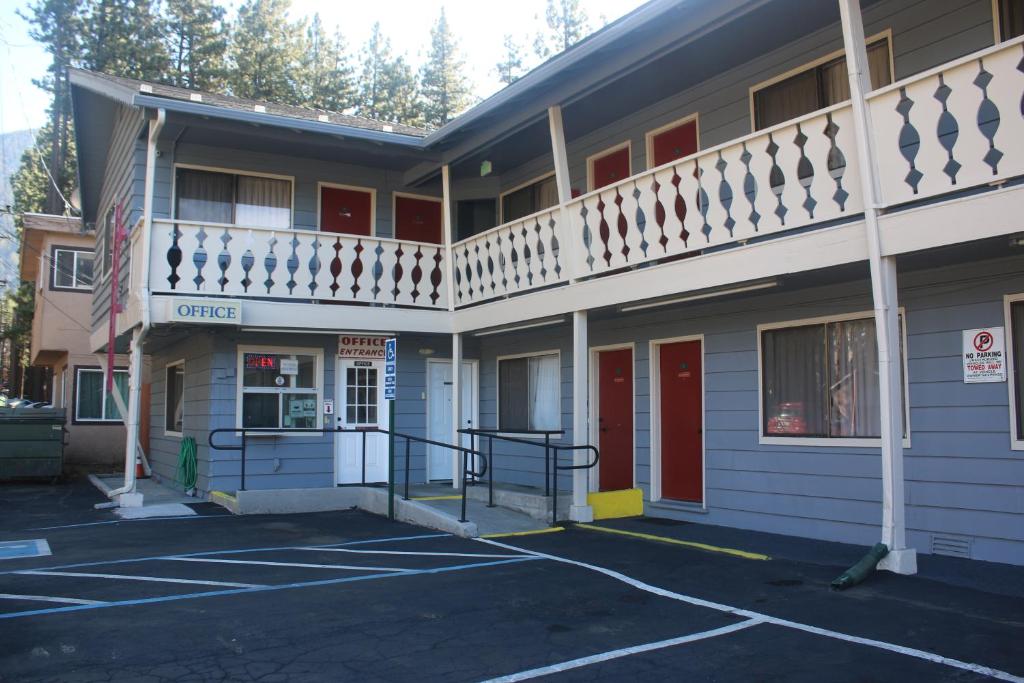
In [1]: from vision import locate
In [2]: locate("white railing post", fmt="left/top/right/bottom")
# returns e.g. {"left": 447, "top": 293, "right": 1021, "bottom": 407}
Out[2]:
{"left": 840, "top": 0, "right": 915, "bottom": 574}
{"left": 442, "top": 164, "right": 457, "bottom": 311}
{"left": 548, "top": 106, "right": 582, "bottom": 282}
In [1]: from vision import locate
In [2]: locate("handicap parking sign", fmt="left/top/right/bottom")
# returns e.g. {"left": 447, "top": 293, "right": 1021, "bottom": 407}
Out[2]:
{"left": 384, "top": 338, "right": 397, "bottom": 400}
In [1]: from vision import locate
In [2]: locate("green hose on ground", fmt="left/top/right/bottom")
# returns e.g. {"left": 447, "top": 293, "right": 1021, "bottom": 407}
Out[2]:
{"left": 177, "top": 436, "right": 198, "bottom": 493}
{"left": 831, "top": 543, "right": 889, "bottom": 590}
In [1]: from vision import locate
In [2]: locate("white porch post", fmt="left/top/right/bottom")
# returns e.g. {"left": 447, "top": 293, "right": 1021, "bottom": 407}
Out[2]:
{"left": 441, "top": 163, "right": 457, "bottom": 312}
{"left": 839, "top": 0, "right": 915, "bottom": 573}
{"left": 451, "top": 331, "right": 463, "bottom": 488}
{"left": 118, "top": 327, "right": 144, "bottom": 506}
{"left": 570, "top": 309, "right": 593, "bottom": 521}
{"left": 548, "top": 106, "right": 580, "bottom": 281}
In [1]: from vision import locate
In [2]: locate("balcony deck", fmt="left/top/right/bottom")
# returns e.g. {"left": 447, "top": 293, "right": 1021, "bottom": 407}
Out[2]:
{"left": 128, "top": 37, "right": 1024, "bottom": 334}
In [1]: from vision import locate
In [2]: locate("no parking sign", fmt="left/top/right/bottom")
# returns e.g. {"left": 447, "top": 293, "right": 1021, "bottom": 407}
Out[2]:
{"left": 962, "top": 327, "right": 1005, "bottom": 383}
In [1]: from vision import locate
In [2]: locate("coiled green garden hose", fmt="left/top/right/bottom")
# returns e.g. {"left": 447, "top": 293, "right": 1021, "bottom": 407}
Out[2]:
{"left": 177, "top": 436, "right": 198, "bottom": 492}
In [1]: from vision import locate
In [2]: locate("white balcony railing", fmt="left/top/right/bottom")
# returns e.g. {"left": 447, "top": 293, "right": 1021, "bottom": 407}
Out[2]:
{"left": 149, "top": 220, "right": 449, "bottom": 309}
{"left": 450, "top": 206, "right": 567, "bottom": 306}
{"left": 868, "top": 36, "right": 1024, "bottom": 207}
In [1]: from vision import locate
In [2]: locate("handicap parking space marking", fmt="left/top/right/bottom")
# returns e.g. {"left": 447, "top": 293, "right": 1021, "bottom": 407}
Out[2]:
{"left": 477, "top": 537, "right": 1024, "bottom": 683}
{"left": 0, "top": 539, "right": 51, "bottom": 561}
{"left": 0, "top": 593, "right": 105, "bottom": 606}
{"left": 0, "top": 555, "right": 541, "bottom": 621}
{"left": 15, "top": 569, "right": 265, "bottom": 589}
{"left": 166, "top": 557, "right": 408, "bottom": 572}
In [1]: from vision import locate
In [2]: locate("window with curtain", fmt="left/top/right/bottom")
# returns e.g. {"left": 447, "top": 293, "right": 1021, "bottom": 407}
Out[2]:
{"left": 501, "top": 175, "right": 558, "bottom": 223}
{"left": 998, "top": 0, "right": 1024, "bottom": 41}
{"left": 166, "top": 362, "right": 185, "bottom": 434}
{"left": 761, "top": 314, "right": 906, "bottom": 439}
{"left": 52, "top": 248, "right": 94, "bottom": 291}
{"left": 754, "top": 38, "right": 892, "bottom": 130}
{"left": 1010, "top": 301, "right": 1024, "bottom": 440}
{"left": 498, "top": 353, "right": 560, "bottom": 431}
{"left": 175, "top": 168, "right": 292, "bottom": 229}
{"left": 239, "top": 349, "right": 321, "bottom": 430}
{"left": 75, "top": 368, "right": 128, "bottom": 422}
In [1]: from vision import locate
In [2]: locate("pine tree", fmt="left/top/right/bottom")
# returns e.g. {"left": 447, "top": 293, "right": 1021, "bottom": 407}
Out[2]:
{"left": 533, "top": 0, "right": 589, "bottom": 59}
{"left": 17, "top": 0, "right": 82, "bottom": 216}
{"left": 419, "top": 8, "right": 472, "bottom": 128}
{"left": 299, "top": 14, "right": 356, "bottom": 112}
{"left": 381, "top": 56, "right": 422, "bottom": 126}
{"left": 356, "top": 22, "right": 393, "bottom": 121}
{"left": 81, "top": 0, "right": 169, "bottom": 81}
{"left": 165, "top": 0, "right": 228, "bottom": 91}
{"left": 228, "top": 0, "right": 306, "bottom": 102}
{"left": 495, "top": 34, "right": 526, "bottom": 86}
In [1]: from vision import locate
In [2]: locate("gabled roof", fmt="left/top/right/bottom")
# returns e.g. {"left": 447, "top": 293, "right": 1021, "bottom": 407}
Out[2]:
{"left": 68, "top": 68, "right": 431, "bottom": 142}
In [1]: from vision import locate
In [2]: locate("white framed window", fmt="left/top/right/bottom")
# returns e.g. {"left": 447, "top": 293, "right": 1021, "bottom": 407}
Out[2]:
{"left": 1003, "top": 294, "right": 1024, "bottom": 450}
{"left": 497, "top": 351, "right": 561, "bottom": 432}
{"left": 51, "top": 247, "right": 94, "bottom": 291}
{"left": 236, "top": 346, "right": 323, "bottom": 431}
{"left": 74, "top": 367, "right": 128, "bottom": 423}
{"left": 174, "top": 164, "right": 294, "bottom": 230}
{"left": 749, "top": 30, "right": 894, "bottom": 131}
{"left": 165, "top": 360, "right": 185, "bottom": 436}
{"left": 499, "top": 173, "right": 558, "bottom": 224}
{"left": 757, "top": 310, "right": 910, "bottom": 447}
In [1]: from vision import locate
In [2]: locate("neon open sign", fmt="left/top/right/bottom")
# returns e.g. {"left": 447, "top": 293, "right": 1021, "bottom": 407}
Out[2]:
{"left": 244, "top": 353, "right": 279, "bottom": 371}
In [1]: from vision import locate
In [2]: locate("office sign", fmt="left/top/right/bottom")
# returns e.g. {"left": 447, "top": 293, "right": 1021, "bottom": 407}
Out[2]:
{"left": 338, "top": 335, "right": 389, "bottom": 359}
{"left": 170, "top": 298, "right": 242, "bottom": 324}
{"left": 963, "top": 327, "right": 1005, "bottom": 383}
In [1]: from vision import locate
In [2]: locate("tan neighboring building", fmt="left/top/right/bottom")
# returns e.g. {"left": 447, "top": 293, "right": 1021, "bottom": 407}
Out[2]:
{"left": 18, "top": 213, "right": 145, "bottom": 471}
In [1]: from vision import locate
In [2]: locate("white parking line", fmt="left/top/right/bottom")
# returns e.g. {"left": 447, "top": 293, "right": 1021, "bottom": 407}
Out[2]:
{"left": 167, "top": 558, "right": 407, "bottom": 572}
{"left": 482, "top": 619, "right": 764, "bottom": 682}
{"left": 293, "top": 547, "right": 530, "bottom": 559}
{"left": 0, "top": 593, "right": 104, "bottom": 606}
{"left": 16, "top": 570, "right": 266, "bottom": 589}
{"left": 478, "top": 538, "right": 1024, "bottom": 683}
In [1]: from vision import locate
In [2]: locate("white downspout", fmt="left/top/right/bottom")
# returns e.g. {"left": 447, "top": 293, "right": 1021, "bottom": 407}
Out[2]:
{"left": 111, "top": 108, "right": 165, "bottom": 506}
{"left": 838, "top": 1, "right": 916, "bottom": 574}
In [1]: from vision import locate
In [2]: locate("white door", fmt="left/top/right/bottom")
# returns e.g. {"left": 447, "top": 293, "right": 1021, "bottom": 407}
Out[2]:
{"left": 336, "top": 359, "right": 389, "bottom": 484}
{"left": 427, "top": 360, "right": 475, "bottom": 481}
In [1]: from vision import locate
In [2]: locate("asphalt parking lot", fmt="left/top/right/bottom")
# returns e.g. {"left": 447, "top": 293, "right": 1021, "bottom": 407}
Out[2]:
{"left": 1, "top": 480, "right": 1022, "bottom": 682}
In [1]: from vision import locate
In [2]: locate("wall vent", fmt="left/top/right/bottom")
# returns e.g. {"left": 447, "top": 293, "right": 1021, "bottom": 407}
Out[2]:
{"left": 931, "top": 535, "right": 972, "bottom": 559}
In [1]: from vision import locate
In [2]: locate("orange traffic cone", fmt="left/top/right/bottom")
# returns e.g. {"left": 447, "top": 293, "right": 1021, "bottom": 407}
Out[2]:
{"left": 136, "top": 452, "right": 148, "bottom": 479}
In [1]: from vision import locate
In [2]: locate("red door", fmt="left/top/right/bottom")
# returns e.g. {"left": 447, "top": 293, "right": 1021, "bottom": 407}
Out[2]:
{"left": 598, "top": 348, "right": 633, "bottom": 491}
{"left": 395, "top": 195, "right": 443, "bottom": 244}
{"left": 320, "top": 186, "right": 373, "bottom": 235}
{"left": 591, "top": 146, "right": 631, "bottom": 190}
{"left": 651, "top": 119, "right": 698, "bottom": 167}
{"left": 659, "top": 340, "right": 703, "bottom": 503}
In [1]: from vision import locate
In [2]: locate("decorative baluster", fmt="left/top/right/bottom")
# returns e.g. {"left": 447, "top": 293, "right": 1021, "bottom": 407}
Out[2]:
{"left": 548, "top": 213, "right": 562, "bottom": 280}
{"left": 429, "top": 248, "right": 443, "bottom": 306}
{"left": 534, "top": 217, "right": 548, "bottom": 281}
{"left": 671, "top": 167, "right": 689, "bottom": 246}
{"left": 579, "top": 202, "right": 595, "bottom": 271}
{"left": 285, "top": 233, "right": 299, "bottom": 295}
{"left": 824, "top": 115, "right": 849, "bottom": 212}
{"left": 350, "top": 239, "right": 364, "bottom": 299}
{"left": 508, "top": 225, "right": 521, "bottom": 289}
{"left": 370, "top": 241, "right": 384, "bottom": 300}
{"left": 652, "top": 176, "right": 668, "bottom": 252}
{"left": 496, "top": 233, "right": 508, "bottom": 294}
{"left": 485, "top": 236, "right": 497, "bottom": 294}
{"left": 308, "top": 235, "right": 321, "bottom": 298}
{"left": 391, "top": 242, "right": 404, "bottom": 302}
{"left": 766, "top": 134, "right": 788, "bottom": 225}
{"left": 521, "top": 224, "right": 533, "bottom": 286}
{"left": 794, "top": 125, "right": 816, "bottom": 220}
{"left": 166, "top": 224, "right": 182, "bottom": 289}
{"left": 462, "top": 244, "right": 474, "bottom": 301}
{"left": 715, "top": 153, "right": 735, "bottom": 237}
{"left": 217, "top": 228, "right": 232, "bottom": 292}
{"left": 597, "top": 194, "right": 612, "bottom": 267}
{"left": 263, "top": 234, "right": 278, "bottom": 294}
{"left": 895, "top": 87, "right": 923, "bottom": 194}
{"left": 410, "top": 245, "right": 423, "bottom": 303}
{"left": 192, "top": 225, "right": 208, "bottom": 290}
{"left": 739, "top": 144, "right": 760, "bottom": 232}
{"left": 974, "top": 60, "right": 1003, "bottom": 176}
{"left": 632, "top": 182, "right": 649, "bottom": 258}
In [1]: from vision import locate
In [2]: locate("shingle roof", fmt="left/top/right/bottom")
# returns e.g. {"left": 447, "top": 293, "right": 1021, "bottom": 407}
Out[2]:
{"left": 73, "top": 69, "right": 431, "bottom": 139}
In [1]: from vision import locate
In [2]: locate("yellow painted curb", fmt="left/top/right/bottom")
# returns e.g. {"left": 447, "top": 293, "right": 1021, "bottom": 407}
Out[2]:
{"left": 481, "top": 526, "right": 565, "bottom": 539}
{"left": 411, "top": 495, "right": 463, "bottom": 501}
{"left": 587, "top": 488, "right": 644, "bottom": 520}
{"left": 576, "top": 523, "right": 770, "bottom": 560}
{"left": 209, "top": 490, "right": 237, "bottom": 504}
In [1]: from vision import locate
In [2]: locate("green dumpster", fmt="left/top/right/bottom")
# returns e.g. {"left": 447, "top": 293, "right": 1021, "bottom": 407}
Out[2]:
{"left": 0, "top": 404, "right": 68, "bottom": 480}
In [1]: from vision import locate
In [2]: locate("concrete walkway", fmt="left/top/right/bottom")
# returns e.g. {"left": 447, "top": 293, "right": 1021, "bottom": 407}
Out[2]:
{"left": 88, "top": 474, "right": 200, "bottom": 518}
{"left": 405, "top": 483, "right": 557, "bottom": 536}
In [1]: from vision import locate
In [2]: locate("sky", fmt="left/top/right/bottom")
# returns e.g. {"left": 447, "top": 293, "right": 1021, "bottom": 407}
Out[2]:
{"left": 0, "top": 0, "right": 648, "bottom": 135}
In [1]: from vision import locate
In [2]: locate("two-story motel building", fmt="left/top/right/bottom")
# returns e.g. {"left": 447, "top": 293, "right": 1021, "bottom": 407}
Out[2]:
{"left": 69, "top": 0, "right": 1024, "bottom": 569}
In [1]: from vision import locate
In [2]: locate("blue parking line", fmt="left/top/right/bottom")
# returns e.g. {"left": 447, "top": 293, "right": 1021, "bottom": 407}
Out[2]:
{"left": 0, "top": 533, "right": 450, "bottom": 575}
{"left": 0, "top": 556, "right": 541, "bottom": 620}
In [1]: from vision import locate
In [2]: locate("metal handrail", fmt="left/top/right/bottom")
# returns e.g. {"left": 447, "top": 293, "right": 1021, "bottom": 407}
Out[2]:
{"left": 459, "top": 428, "right": 564, "bottom": 500}
{"left": 550, "top": 444, "right": 600, "bottom": 526}
{"left": 208, "top": 426, "right": 486, "bottom": 523}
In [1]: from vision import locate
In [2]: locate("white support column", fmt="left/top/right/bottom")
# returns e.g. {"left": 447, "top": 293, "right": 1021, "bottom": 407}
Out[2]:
{"left": 569, "top": 310, "right": 593, "bottom": 522}
{"left": 118, "top": 327, "right": 144, "bottom": 507}
{"left": 548, "top": 106, "right": 581, "bottom": 281}
{"left": 441, "top": 164, "right": 457, "bottom": 312}
{"left": 451, "top": 331, "right": 463, "bottom": 489}
{"left": 839, "top": 0, "right": 915, "bottom": 574}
